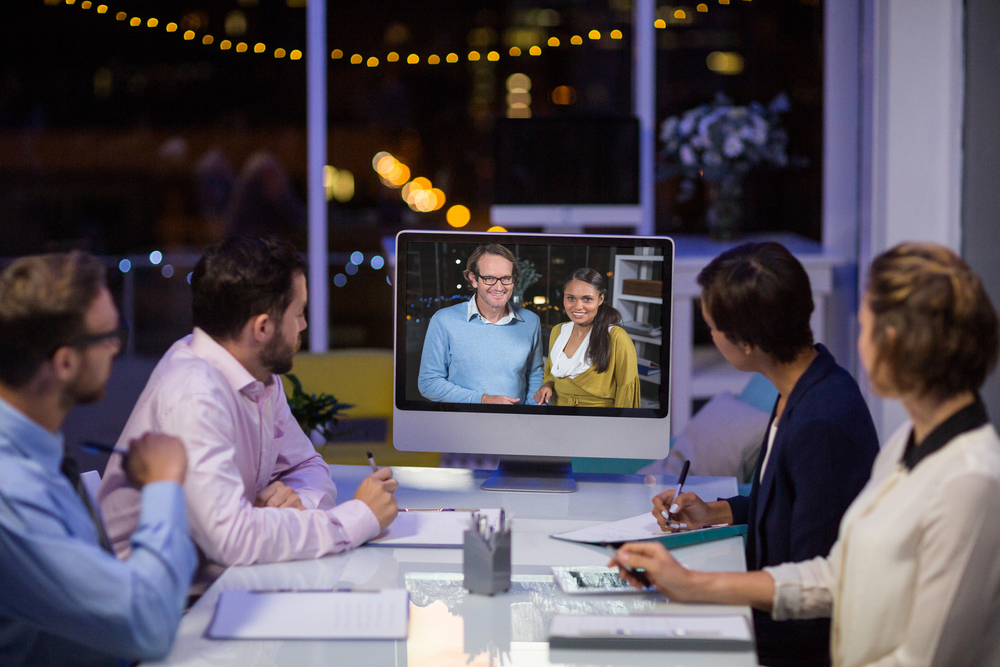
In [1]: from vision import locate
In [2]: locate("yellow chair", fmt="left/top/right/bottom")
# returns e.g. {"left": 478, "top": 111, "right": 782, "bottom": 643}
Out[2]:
{"left": 282, "top": 350, "right": 440, "bottom": 467}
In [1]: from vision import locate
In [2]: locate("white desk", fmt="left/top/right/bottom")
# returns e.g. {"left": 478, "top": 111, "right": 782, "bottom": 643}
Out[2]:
{"left": 146, "top": 466, "right": 758, "bottom": 667}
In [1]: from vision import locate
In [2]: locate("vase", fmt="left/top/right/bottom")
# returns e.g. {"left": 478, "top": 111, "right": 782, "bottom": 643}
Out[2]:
{"left": 705, "top": 176, "right": 744, "bottom": 240}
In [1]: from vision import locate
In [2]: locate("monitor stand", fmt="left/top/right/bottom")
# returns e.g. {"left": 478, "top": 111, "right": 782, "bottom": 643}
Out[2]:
{"left": 480, "top": 456, "right": 576, "bottom": 493}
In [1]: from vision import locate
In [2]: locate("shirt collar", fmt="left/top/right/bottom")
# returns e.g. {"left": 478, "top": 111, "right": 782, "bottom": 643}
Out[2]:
{"left": 901, "top": 395, "right": 989, "bottom": 470}
{"left": 188, "top": 327, "right": 272, "bottom": 400}
{"left": 466, "top": 297, "right": 523, "bottom": 325}
{"left": 0, "top": 394, "right": 65, "bottom": 472}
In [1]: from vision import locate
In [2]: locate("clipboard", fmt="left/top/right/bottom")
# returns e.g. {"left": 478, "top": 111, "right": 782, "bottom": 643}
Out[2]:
{"left": 548, "top": 613, "right": 754, "bottom": 651}
{"left": 550, "top": 512, "right": 748, "bottom": 549}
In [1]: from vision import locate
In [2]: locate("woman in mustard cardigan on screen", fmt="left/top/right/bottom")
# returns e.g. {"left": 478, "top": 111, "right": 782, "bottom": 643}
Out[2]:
{"left": 533, "top": 268, "right": 640, "bottom": 408}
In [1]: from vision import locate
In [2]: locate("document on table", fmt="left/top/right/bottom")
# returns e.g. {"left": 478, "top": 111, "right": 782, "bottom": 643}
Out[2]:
{"left": 548, "top": 614, "right": 754, "bottom": 651}
{"left": 550, "top": 513, "right": 746, "bottom": 547}
{"left": 367, "top": 509, "right": 503, "bottom": 548}
{"left": 206, "top": 589, "right": 409, "bottom": 640}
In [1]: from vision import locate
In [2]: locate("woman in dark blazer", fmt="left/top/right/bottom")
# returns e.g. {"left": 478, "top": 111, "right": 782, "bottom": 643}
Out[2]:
{"left": 649, "top": 242, "right": 878, "bottom": 667}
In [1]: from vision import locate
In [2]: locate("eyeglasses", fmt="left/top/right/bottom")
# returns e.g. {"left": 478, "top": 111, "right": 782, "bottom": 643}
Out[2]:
{"left": 69, "top": 320, "right": 131, "bottom": 353}
{"left": 475, "top": 273, "right": 515, "bottom": 286}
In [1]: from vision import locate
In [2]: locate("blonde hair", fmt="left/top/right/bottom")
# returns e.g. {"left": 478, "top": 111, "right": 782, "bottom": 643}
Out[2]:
{"left": 0, "top": 252, "right": 105, "bottom": 387}
{"left": 866, "top": 243, "right": 999, "bottom": 399}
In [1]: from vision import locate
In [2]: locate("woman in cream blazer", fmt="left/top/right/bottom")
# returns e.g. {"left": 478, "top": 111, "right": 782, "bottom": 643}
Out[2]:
{"left": 612, "top": 242, "right": 1000, "bottom": 667}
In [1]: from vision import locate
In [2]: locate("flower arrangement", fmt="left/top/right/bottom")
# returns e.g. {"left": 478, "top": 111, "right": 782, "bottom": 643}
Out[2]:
{"left": 658, "top": 92, "right": 791, "bottom": 238}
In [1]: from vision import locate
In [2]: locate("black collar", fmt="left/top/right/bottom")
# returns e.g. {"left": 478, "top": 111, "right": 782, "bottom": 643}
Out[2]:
{"left": 901, "top": 395, "right": 989, "bottom": 470}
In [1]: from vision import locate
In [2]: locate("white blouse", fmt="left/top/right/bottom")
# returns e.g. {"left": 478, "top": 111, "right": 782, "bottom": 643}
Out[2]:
{"left": 548, "top": 323, "right": 593, "bottom": 378}
{"left": 765, "top": 422, "right": 1000, "bottom": 667}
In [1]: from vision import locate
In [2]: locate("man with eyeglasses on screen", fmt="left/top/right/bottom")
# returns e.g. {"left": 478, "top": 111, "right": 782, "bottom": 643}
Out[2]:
{"left": 418, "top": 243, "right": 544, "bottom": 405}
{"left": 0, "top": 252, "right": 196, "bottom": 666}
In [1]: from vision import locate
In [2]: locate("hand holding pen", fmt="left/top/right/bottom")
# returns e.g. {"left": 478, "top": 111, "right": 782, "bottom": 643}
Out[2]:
{"left": 355, "top": 451, "right": 399, "bottom": 531}
{"left": 651, "top": 460, "right": 730, "bottom": 532}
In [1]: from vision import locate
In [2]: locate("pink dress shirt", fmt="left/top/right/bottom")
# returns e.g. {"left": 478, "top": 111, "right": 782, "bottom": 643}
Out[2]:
{"left": 97, "top": 328, "right": 380, "bottom": 566}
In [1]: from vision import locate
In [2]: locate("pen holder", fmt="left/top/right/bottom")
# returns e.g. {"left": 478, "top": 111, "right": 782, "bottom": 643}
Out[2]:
{"left": 463, "top": 528, "right": 511, "bottom": 595}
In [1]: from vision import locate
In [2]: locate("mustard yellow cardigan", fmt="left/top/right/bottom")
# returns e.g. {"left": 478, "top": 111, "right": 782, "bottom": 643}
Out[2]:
{"left": 543, "top": 323, "right": 641, "bottom": 408}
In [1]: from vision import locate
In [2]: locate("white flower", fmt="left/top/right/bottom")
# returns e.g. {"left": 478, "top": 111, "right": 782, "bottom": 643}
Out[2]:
{"left": 679, "top": 144, "right": 697, "bottom": 166}
{"left": 723, "top": 135, "right": 744, "bottom": 158}
{"left": 679, "top": 112, "right": 698, "bottom": 136}
{"left": 660, "top": 116, "right": 679, "bottom": 142}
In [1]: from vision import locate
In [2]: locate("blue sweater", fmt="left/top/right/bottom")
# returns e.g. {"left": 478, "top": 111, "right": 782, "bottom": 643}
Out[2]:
{"left": 417, "top": 301, "right": 544, "bottom": 404}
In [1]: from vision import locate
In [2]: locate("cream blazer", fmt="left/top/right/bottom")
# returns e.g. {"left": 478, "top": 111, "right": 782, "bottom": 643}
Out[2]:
{"left": 766, "top": 422, "right": 1000, "bottom": 667}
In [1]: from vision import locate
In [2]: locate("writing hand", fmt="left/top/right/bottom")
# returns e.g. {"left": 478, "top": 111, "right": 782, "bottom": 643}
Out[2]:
{"left": 481, "top": 395, "right": 520, "bottom": 405}
{"left": 652, "top": 490, "right": 714, "bottom": 532}
{"left": 354, "top": 467, "right": 399, "bottom": 532}
{"left": 254, "top": 481, "right": 306, "bottom": 510}
{"left": 609, "top": 542, "right": 693, "bottom": 599}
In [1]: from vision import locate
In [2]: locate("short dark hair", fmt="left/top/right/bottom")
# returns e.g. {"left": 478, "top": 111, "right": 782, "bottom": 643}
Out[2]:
{"left": 465, "top": 243, "right": 519, "bottom": 291}
{"left": 191, "top": 236, "right": 307, "bottom": 341}
{"left": 0, "top": 252, "right": 106, "bottom": 388}
{"left": 697, "top": 242, "right": 814, "bottom": 363}
{"left": 866, "top": 243, "right": 999, "bottom": 399}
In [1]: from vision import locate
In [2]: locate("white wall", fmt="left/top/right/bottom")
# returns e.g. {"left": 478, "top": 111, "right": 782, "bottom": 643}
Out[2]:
{"left": 859, "top": 0, "right": 965, "bottom": 439}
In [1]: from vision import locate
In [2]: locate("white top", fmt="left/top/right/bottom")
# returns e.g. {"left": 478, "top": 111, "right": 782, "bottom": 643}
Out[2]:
{"left": 97, "top": 328, "right": 380, "bottom": 566}
{"left": 758, "top": 421, "right": 779, "bottom": 482}
{"left": 765, "top": 422, "right": 1000, "bottom": 667}
{"left": 548, "top": 322, "right": 594, "bottom": 379}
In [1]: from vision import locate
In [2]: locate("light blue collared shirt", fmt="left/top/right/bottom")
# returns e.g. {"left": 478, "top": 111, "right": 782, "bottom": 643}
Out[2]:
{"left": 0, "top": 396, "right": 197, "bottom": 666}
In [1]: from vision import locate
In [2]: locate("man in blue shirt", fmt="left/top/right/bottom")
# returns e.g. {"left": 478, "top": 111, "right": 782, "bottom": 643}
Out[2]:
{"left": 418, "top": 243, "right": 543, "bottom": 405}
{"left": 0, "top": 252, "right": 197, "bottom": 666}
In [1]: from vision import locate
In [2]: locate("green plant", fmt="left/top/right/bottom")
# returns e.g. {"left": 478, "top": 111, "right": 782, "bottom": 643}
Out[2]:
{"left": 513, "top": 257, "right": 541, "bottom": 302}
{"left": 284, "top": 373, "right": 353, "bottom": 443}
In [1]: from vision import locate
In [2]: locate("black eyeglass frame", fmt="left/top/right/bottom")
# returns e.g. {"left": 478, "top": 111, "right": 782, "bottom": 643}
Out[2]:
{"left": 67, "top": 320, "right": 131, "bottom": 352}
{"left": 474, "top": 273, "right": 516, "bottom": 286}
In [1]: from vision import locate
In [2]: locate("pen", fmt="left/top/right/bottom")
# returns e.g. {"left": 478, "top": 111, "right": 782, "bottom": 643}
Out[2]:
{"left": 367, "top": 450, "right": 378, "bottom": 472}
{"left": 662, "top": 459, "right": 691, "bottom": 523}
{"left": 82, "top": 440, "right": 130, "bottom": 458}
{"left": 606, "top": 546, "right": 652, "bottom": 587}
{"left": 398, "top": 508, "right": 478, "bottom": 512}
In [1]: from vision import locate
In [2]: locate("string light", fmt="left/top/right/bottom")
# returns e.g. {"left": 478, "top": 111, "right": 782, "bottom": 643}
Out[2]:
{"left": 428, "top": 54, "right": 440, "bottom": 64}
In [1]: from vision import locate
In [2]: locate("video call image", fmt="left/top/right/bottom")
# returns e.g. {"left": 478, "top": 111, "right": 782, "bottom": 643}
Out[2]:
{"left": 397, "top": 238, "right": 669, "bottom": 417}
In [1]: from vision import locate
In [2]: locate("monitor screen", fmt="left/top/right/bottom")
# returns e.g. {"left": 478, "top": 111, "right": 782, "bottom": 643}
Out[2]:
{"left": 392, "top": 230, "right": 674, "bottom": 483}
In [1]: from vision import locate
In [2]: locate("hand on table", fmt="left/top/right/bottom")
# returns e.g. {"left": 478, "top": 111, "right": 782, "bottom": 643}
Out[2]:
{"left": 254, "top": 481, "right": 306, "bottom": 510}
{"left": 354, "top": 467, "right": 399, "bottom": 531}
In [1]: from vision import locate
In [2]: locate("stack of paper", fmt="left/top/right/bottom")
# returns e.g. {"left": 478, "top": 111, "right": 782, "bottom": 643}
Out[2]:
{"left": 206, "top": 589, "right": 409, "bottom": 640}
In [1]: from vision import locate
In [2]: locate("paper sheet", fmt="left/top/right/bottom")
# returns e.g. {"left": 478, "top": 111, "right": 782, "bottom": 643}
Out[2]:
{"left": 367, "top": 509, "right": 503, "bottom": 548}
{"left": 206, "top": 589, "right": 409, "bottom": 640}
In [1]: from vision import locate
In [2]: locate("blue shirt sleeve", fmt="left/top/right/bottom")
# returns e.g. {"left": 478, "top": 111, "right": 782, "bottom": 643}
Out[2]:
{"left": 525, "top": 317, "right": 544, "bottom": 406}
{"left": 0, "top": 480, "right": 197, "bottom": 662}
{"left": 417, "top": 313, "right": 483, "bottom": 404}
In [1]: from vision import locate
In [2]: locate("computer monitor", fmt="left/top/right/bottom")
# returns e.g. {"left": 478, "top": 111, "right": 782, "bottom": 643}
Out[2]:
{"left": 393, "top": 230, "right": 674, "bottom": 492}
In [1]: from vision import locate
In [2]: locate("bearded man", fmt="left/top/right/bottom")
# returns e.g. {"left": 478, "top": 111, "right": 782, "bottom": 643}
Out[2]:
{"left": 98, "top": 236, "right": 398, "bottom": 569}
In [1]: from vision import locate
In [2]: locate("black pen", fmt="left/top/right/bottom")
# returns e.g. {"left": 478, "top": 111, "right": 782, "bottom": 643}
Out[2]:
{"left": 662, "top": 459, "right": 691, "bottom": 524}
{"left": 82, "top": 440, "right": 130, "bottom": 458}
{"left": 367, "top": 450, "right": 378, "bottom": 472}
{"left": 606, "top": 546, "right": 652, "bottom": 587}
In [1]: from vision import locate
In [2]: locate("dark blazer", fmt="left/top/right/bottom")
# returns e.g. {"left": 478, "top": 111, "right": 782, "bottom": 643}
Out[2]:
{"left": 727, "top": 344, "right": 878, "bottom": 667}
